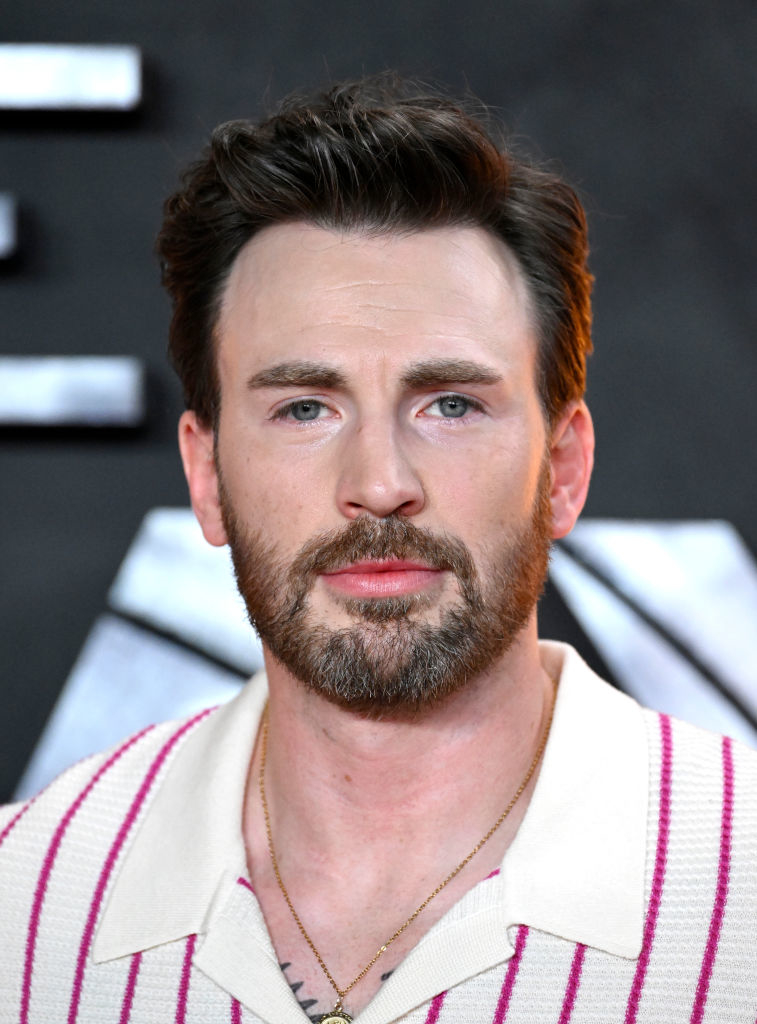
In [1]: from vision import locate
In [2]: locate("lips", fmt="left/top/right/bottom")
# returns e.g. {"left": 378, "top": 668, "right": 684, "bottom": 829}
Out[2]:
{"left": 321, "top": 559, "right": 443, "bottom": 597}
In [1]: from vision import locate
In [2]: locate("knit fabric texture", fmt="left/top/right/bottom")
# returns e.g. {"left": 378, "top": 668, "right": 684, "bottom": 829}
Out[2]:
{"left": 1, "top": 697, "right": 756, "bottom": 1022}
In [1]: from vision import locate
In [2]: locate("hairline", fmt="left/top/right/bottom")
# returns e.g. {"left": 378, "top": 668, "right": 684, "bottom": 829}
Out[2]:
{"left": 205, "top": 218, "right": 552, "bottom": 433}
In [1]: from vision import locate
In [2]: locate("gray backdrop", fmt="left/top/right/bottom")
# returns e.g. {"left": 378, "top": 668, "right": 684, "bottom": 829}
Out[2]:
{"left": 2, "top": 0, "right": 756, "bottom": 801}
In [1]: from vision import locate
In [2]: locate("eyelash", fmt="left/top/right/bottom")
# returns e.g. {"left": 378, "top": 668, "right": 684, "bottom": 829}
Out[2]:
{"left": 270, "top": 399, "right": 329, "bottom": 422}
{"left": 424, "top": 393, "right": 486, "bottom": 419}
{"left": 270, "top": 392, "right": 486, "bottom": 423}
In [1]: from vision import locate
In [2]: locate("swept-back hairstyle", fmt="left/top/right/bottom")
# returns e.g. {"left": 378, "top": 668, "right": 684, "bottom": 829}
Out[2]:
{"left": 157, "top": 75, "right": 593, "bottom": 428}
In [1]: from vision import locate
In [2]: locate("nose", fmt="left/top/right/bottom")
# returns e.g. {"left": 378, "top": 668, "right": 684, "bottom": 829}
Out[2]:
{"left": 335, "top": 420, "right": 426, "bottom": 520}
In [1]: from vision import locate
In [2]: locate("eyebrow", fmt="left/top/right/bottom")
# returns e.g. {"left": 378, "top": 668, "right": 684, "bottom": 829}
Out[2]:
{"left": 246, "top": 361, "right": 347, "bottom": 390}
{"left": 400, "top": 359, "right": 503, "bottom": 389}
{"left": 246, "top": 357, "right": 503, "bottom": 392}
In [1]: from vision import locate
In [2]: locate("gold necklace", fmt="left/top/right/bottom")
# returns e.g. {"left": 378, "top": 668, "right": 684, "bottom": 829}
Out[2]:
{"left": 258, "top": 681, "right": 557, "bottom": 1024}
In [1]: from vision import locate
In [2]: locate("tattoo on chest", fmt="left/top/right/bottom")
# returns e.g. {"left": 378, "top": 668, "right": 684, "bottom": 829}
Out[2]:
{"left": 279, "top": 962, "right": 395, "bottom": 1020}
{"left": 280, "top": 962, "right": 322, "bottom": 1021}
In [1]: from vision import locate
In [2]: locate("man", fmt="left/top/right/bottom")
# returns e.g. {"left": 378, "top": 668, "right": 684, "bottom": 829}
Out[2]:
{"left": 1, "top": 77, "right": 755, "bottom": 1024}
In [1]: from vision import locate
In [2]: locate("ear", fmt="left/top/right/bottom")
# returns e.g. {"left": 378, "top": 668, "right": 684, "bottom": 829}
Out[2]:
{"left": 548, "top": 401, "right": 595, "bottom": 540}
{"left": 178, "top": 410, "right": 228, "bottom": 547}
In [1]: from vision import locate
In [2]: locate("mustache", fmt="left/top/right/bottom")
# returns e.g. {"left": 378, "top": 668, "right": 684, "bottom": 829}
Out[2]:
{"left": 288, "top": 515, "right": 477, "bottom": 583}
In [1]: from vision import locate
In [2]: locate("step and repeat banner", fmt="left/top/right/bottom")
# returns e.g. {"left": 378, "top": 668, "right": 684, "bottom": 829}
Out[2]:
{"left": 2, "top": 1, "right": 756, "bottom": 800}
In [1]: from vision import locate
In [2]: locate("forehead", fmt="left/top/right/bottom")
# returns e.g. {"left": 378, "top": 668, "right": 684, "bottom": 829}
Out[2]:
{"left": 216, "top": 222, "right": 538, "bottom": 376}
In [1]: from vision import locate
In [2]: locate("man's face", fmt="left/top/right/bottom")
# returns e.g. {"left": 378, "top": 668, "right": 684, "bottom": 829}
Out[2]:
{"left": 189, "top": 223, "right": 569, "bottom": 712}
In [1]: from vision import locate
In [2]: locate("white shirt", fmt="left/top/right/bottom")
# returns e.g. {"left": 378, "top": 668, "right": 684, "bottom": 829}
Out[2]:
{"left": 93, "top": 643, "right": 648, "bottom": 1022}
{"left": 4, "top": 642, "right": 754, "bottom": 1023}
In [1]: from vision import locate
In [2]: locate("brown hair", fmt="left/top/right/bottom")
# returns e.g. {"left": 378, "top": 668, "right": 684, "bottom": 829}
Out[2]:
{"left": 157, "top": 75, "right": 593, "bottom": 428}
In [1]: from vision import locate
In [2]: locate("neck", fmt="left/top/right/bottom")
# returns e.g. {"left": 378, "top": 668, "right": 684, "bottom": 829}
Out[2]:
{"left": 242, "top": 623, "right": 558, "bottom": 1018}
{"left": 247, "top": 620, "right": 554, "bottom": 867}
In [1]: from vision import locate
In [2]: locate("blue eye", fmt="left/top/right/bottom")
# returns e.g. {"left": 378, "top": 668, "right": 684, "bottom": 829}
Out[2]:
{"left": 423, "top": 393, "right": 485, "bottom": 420}
{"left": 280, "top": 400, "right": 325, "bottom": 421}
{"left": 429, "top": 395, "right": 474, "bottom": 418}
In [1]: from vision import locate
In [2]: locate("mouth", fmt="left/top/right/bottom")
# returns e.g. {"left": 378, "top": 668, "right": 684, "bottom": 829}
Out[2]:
{"left": 320, "top": 559, "right": 444, "bottom": 598}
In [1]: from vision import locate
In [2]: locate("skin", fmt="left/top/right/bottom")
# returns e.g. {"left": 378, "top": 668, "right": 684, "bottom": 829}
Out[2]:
{"left": 179, "top": 223, "right": 594, "bottom": 1016}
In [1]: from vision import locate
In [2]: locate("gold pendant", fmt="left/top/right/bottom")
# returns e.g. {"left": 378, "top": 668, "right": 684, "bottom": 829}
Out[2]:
{"left": 317, "top": 1011, "right": 353, "bottom": 1024}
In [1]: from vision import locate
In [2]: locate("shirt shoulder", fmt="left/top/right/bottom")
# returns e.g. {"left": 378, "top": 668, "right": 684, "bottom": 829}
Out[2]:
{"left": 0, "top": 710, "right": 215, "bottom": 952}
{"left": 638, "top": 700, "right": 757, "bottom": 787}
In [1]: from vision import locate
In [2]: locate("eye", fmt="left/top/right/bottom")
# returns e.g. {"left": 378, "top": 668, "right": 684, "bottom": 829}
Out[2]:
{"left": 273, "top": 399, "right": 330, "bottom": 422}
{"left": 424, "top": 394, "right": 483, "bottom": 419}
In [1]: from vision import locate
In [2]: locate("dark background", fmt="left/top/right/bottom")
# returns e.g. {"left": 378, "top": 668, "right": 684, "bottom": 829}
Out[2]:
{"left": 2, "top": 0, "right": 756, "bottom": 802}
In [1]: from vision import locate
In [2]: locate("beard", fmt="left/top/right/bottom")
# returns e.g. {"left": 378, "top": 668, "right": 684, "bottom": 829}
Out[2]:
{"left": 219, "top": 465, "right": 552, "bottom": 716}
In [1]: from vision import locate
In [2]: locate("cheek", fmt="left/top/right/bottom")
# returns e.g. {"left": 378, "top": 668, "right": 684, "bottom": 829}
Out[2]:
{"left": 217, "top": 431, "right": 335, "bottom": 542}
{"left": 429, "top": 440, "right": 541, "bottom": 529}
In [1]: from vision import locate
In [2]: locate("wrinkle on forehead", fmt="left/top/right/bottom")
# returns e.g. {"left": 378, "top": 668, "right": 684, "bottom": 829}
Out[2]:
{"left": 221, "top": 222, "right": 535, "bottom": 326}
{"left": 217, "top": 224, "right": 539, "bottom": 388}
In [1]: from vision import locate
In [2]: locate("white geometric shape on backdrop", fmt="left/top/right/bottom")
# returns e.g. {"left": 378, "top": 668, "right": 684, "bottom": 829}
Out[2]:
{"left": 0, "top": 44, "right": 141, "bottom": 110}
{"left": 0, "top": 356, "right": 145, "bottom": 426}
{"left": 108, "top": 507, "right": 263, "bottom": 675}
{"left": 551, "top": 519, "right": 757, "bottom": 746}
{"left": 0, "top": 193, "right": 18, "bottom": 259}
{"left": 14, "top": 614, "right": 244, "bottom": 801}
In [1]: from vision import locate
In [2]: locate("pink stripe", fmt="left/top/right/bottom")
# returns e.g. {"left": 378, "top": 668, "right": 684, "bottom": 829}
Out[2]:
{"left": 175, "top": 934, "right": 196, "bottom": 1024}
{"left": 119, "top": 952, "right": 142, "bottom": 1024}
{"left": 231, "top": 997, "right": 242, "bottom": 1023}
{"left": 557, "top": 944, "right": 586, "bottom": 1024}
{"left": 689, "top": 736, "right": 734, "bottom": 1024}
{"left": 67, "top": 709, "right": 213, "bottom": 1024}
{"left": 484, "top": 868, "right": 501, "bottom": 881}
{"left": 236, "top": 875, "right": 255, "bottom": 894}
{"left": 0, "top": 798, "right": 37, "bottom": 850}
{"left": 424, "top": 990, "right": 447, "bottom": 1024}
{"left": 625, "top": 714, "right": 673, "bottom": 1024}
{"left": 2, "top": 744, "right": 127, "bottom": 851}
{"left": 492, "top": 925, "right": 528, "bottom": 1024}
{"left": 19, "top": 726, "right": 155, "bottom": 1024}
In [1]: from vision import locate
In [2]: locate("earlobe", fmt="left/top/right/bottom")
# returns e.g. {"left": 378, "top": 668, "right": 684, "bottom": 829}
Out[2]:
{"left": 548, "top": 401, "right": 595, "bottom": 540}
{"left": 178, "top": 410, "right": 229, "bottom": 547}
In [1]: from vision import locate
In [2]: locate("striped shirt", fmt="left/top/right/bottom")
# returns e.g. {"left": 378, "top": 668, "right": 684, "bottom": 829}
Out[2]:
{"left": 1, "top": 642, "right": 756, "bottom": 1023}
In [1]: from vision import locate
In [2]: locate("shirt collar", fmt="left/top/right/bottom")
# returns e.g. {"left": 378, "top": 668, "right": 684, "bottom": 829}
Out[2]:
{"left": 500, "top": 640, "right": 648, "bottom": 959}
{"left": 93, "top": 676, "right": 266, "bottom": 962}
{"left": 94, "top": 642, "right": 647, "bottom": 966}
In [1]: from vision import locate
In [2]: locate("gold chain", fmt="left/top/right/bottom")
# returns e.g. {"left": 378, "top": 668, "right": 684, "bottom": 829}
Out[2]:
{"left": 258, "top": 679, "right": 557, "bottom": 1014}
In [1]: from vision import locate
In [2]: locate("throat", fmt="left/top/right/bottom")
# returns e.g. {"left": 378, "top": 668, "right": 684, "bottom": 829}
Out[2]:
{"left": 250, "top": 674, "right": 556, "bottom": 1020}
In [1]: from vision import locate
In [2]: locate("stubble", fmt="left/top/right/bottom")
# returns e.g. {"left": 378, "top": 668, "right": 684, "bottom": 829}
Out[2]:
{"left": 219, "top": 465, "right": 552, "bottom": 716}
